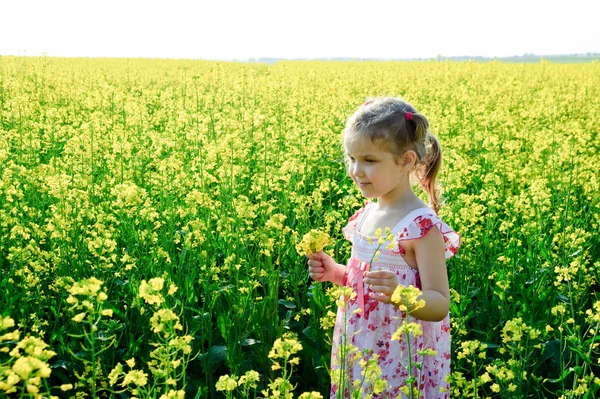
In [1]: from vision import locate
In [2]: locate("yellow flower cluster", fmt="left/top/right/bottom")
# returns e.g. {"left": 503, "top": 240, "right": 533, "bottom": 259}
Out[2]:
{"left": 586, "top": 300, "right": 600, "bottom": 323}
{"left": 390, "top": 284, "right": 426, "bottom": 313}
{"left": 215, "top": 374, "right": 238, "bottom": 391}
{"left": 358, "top": 354, "right": 388, "bottom": 394}
{"left": 216, "top": 370, "right": 260, "bottom": 399}
{"left": 149, "top": 309, "right": 183, "bottom": 335}
{"left": 501, "top": 318, "right": 541, "bottom": 345}
{"left": 296, "top": 229, "right": 331, "bottom": 256}
{"left": 268, "top": 333, "right": 303, "bottom": 369}
{"left": 391, "top": 320, "right": 423, "bottom": 341}
{"left": 139, "top": 277, "right": 166, "bottom": 306}
{"left": 456, "top": 340, "right": 488, "bottom": 362}
{"left": 0, "top": 317, "right": 56, "bottom": 396}
{"left": 159, "top": 389, "right": 186, "bottom": 399}
{"left": 66, "top": 277, "right": 111, "bottom": 323}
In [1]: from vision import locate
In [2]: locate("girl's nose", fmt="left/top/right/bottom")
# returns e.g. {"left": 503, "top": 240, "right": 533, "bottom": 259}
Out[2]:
{"left": 351, "top": 162, "right": 363, "bottom": 177}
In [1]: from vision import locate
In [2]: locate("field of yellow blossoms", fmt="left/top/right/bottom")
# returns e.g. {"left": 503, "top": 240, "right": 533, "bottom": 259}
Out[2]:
{"left": 0, "top": 56, "right": 599, "bottom": 398}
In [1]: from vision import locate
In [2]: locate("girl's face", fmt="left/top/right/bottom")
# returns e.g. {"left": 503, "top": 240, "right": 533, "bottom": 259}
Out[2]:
{"left": 344, "top": 133, "right": 411, "bottom": 201}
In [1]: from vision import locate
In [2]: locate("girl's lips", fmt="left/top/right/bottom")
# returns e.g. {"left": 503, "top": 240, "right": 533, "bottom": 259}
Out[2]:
{"left": 357, "top": 182, "right": 371, "bottom": 187}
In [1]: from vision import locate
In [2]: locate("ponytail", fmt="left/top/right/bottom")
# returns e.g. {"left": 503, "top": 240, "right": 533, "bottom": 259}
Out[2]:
{"left": 419, "top": 132, "right": 442, "bottom": 213}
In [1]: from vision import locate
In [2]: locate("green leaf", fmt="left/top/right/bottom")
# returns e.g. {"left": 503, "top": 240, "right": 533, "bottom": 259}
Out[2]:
{"left": 302, "top": 326, "right": 314, "bottom": 342}
{"left": 525, "top": 268, "right": 547, "bottom": 285}
{"left": 241, "top": 338, "right": 260, "bottom": 346}
{"left": 200, "top": 345, "right": 227, "bottom": 374}
{"left": 540, "top": 340, "right": 561, "bottom": 364}
{"left": 278, "top": 299, "right": 296, "bottom": 309}
{"left": 217, "top": 313, "right": 229, "bottom": 341}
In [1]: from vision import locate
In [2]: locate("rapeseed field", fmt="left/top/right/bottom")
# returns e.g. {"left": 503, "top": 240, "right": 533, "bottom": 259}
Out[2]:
{"left": 0, "top": 56, "right": 598, "bottom": 398}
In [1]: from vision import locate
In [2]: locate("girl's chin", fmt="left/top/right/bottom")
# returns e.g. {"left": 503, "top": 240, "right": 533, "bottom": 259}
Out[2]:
{"left": 358, "top": 190, "right": 377, "bottom": 198}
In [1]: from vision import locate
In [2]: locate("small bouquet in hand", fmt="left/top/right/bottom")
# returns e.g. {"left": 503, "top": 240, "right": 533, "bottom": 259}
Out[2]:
{"left": 296, "top": 229, "right": 331, "bottom": 256}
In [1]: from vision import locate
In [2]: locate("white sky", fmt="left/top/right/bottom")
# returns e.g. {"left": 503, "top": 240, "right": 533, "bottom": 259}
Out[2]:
{"left": 1, "top": 0, "right": 599, "bottom": 60}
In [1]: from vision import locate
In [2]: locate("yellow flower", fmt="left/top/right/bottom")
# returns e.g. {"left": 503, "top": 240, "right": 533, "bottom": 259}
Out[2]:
{"left": 391, "top": 284, "right": 425, "bottom": 312}
{"left": 238, "top": 370, "right": 260, "bottom": 388}
{"left": 26, "top": 384, "right": 39, "bottom": 394}
{"left": 1, "top": 316, "right": 15, "bottom": 331}
{"left": 109, "top": 363, "right": 123, "bottom": 385}
{"left": 288, "top": 356, "right": 300, "bottom": 365}
{"left": 299, "top": 392, "right": 323, "bottom": 399}
{"left": 138, "top": 279, "right": 164, "bottom": 306}
{"left": 68, "top": 277, "right": 103, "bottom": 297}
{"left": 150, "top": 309, "right": 180, "bottom": 335}
{"left": 480, "top": 372, "right": 491, "bottom": 383}
{"left": 101, "top": 309, "right": 113, "bottom": 317}
{"left": 268, "top": 333, "right": 303, "bottom": 360}
{"left": 72, "top": 312, "right": 86, "bottom": 323}
{"left": 551, "top": 304, "right": 566, "bottom": 316}
{"left": 215, "top": 374, "right": 237, "bottom": 391}
{"left": 60, "top": 384, "right": 73, "bottom": 391}
{"left": 122, "top": 369, "right": 148, "bottom": 387}
{"left": 66, "top": 295, "right": 78, "bottom": 305}
{"left": 296, "top": 229, "right": 330, "bottom": 256}
{"left": 392, "top": 320, "right": 423, "bottom": 340}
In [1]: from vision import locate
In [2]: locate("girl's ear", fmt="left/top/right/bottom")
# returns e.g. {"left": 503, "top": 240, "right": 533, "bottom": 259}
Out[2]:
{"left": 398, "top": 150, "right": 417, "bottom": 171}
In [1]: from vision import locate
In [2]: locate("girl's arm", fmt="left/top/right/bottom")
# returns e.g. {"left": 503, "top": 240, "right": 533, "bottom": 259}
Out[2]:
{"left": 407, "top": 226, "right": 450, "bottom": 321}
{"left": 307, "top": 252, "right": 347, "bottom": 286}
{"left": 364, "top": 226, "right": 450, "bottom": 322}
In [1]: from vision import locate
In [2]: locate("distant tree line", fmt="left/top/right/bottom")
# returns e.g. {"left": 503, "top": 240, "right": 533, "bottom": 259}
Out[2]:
{"left": 243, "top": 53, "right": 599, "bottom": 64}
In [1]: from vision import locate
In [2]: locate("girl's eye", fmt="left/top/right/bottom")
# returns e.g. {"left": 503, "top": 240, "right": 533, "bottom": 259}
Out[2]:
{"left": 365, "top": 159, "right": 375, "bottom": 163}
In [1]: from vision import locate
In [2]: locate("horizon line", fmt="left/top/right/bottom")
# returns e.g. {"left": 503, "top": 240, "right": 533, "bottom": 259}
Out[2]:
{"left": 2, "top": 52, "right": 600, "bottom": 62}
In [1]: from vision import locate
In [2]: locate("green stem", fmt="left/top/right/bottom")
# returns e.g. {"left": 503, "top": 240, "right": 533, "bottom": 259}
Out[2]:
{"left": 89, "top": 320, "right": 97, "bottom": 399}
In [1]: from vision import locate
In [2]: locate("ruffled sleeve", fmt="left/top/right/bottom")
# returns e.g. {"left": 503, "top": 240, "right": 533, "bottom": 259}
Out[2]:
{"left": 394, "top": 212, "right": 460, "bottom": 259}
{"left": 341, "top": 201, "right": 372, "bottom": 243}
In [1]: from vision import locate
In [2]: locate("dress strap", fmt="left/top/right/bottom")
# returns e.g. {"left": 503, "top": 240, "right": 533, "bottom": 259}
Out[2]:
{"left": 355, "top": 202, "right": 376, "bottom": 233}
{"left": 342, "top": 200, "right": 373, "bottom": 242}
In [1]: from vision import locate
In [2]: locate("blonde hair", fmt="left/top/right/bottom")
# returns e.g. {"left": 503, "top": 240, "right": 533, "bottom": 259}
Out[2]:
{"left": 343, "top": 97, "right": 443, "bottom": 213}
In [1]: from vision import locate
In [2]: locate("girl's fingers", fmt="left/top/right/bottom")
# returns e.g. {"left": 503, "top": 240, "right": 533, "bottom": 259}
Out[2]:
{"left": 368, "top": 285, "right": 395, "bottom": 296}
{"left": 308, "top": 251, "right": 327, "bottom": 261}
{"left": 365, "top": 270, "right": 395, "bottom": 279}
{"left": 309, "top": 272, "right": 324, "bottom": 281}
{"left": 364, "top": 277, "right": 395, "bottom": 286}
{"left": 369, "top": 292, "right": 391, "bottom": 303}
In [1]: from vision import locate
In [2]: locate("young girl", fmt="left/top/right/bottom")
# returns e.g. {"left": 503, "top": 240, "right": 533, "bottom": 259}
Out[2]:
{"left": 307, "top": 97, "right": 460, "bottom": 398}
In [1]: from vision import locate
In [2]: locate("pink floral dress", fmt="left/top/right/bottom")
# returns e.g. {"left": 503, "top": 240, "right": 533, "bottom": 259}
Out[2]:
{"left": 330, "top": 202, "right": 460, "bottom": 399}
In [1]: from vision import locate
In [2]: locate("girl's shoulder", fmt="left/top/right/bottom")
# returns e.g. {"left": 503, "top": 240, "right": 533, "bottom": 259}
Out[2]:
{"left": 395, "top": 209, "right": 460, "bottom": 259}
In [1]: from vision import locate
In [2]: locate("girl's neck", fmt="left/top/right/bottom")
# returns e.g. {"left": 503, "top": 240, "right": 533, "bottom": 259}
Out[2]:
{"left": 375, "top": 186, "right": 423, "bottom": 213}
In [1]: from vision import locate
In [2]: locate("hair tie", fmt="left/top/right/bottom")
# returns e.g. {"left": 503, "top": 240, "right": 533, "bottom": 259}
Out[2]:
{"left": 405, "top": 112, "right": 413, "bottom": 121}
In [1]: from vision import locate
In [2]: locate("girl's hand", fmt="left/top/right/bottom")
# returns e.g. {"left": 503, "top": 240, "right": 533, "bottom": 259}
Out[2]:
{"left": 364, "top": 270, "right": 398, "bottom": 303}
{"left": 307, "top": 252, "right": 344, "bottom": 285}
